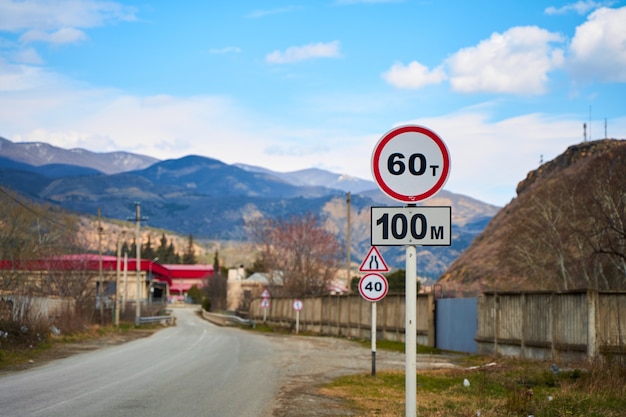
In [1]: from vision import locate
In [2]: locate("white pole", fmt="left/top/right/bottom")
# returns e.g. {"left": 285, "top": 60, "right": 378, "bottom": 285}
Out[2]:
{"left": 122, "top": 252, "right": 128, "bottom": 314}
{"left": 135, "top": 203, "right": 141, "bottom": 324}
{"left": 372, "top": 302, "right": 377, "bottom": 377}
{"left": 295, "top": 310, "right": 300, "bottom": 334}
{"left": 406, "top": 245, "right": 417, "bottom": 417}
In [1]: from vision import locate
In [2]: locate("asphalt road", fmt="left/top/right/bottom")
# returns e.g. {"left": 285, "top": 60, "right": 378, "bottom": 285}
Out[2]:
{"left": 0, "top": 307, "right": 280, "bottom": 417}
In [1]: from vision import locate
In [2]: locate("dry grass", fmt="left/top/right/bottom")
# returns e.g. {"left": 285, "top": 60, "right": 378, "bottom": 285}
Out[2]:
{"left": 322, "top": 357, "right": 626, "bottom": 416}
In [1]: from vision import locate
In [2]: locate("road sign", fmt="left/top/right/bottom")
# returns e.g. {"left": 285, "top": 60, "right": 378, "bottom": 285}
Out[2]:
{"left": 293, "top": 299, "right": 303, "bottom": 311}
{"left": 371, "top": 206, "right": 451, "bottom": 246}
{"left": 260, "top": 298, "right": 270, "bottom": 309}
{"left": 371, "top": 125, "right": 450, "bottom": 203}
{"left": 358, "top": 273, "right": 389, "bottom": 302}
{"left": 359, "top": 246, "right": 389, "bottom": 273}
{"left": 261, "top": 289, "right": 270, "bottom": 299}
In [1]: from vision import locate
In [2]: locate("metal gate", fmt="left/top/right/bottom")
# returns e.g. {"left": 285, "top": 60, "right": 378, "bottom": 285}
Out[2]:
{"left": 435, "top": 297, "right": 478, "bottom": 353}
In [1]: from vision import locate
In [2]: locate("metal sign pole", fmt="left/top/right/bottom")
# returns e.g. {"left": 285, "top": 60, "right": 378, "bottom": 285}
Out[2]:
{"left": 371, "top": 302, "right": 377, "bottom": 377}
{"left": 406, "top": 245, "right": 417, "bottom": 417}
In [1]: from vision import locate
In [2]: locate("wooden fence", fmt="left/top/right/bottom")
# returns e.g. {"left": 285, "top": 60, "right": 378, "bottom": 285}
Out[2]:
{"left": 250, "top": 290, "right": 626, "bottom": 361}
{"left": 249, "top": 293, "right": 436, "bottom": 346}
{"left": 476, "top": 290, "right": 626, "bottom": 361}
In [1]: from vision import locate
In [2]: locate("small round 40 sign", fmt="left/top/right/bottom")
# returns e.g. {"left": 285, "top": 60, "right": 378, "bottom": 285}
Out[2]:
{"left": 371, "top": 125, "right": 450, "bottom": 203}
{"left": 358, "top": 273, "right": 389, "bottom": 302}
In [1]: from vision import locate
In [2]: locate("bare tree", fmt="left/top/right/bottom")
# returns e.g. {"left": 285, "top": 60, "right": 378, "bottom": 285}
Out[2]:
{"left": 246, "top": 213, "right": 342, "bottom": 297}
{"left": 1, "top": 188, "right": 79, "bottom": 291}
{"left": 508, "top": 147, "right": 626, "bottom": 291}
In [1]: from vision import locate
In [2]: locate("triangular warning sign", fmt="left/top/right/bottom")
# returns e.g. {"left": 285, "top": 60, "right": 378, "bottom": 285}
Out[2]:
{"left": 359, "top": 246, "right": 389, "bottom": 273}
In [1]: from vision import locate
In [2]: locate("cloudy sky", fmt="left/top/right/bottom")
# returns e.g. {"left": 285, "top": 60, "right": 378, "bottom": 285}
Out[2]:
{"left": 1, "top": 0, "right": 625, "bottom": 206}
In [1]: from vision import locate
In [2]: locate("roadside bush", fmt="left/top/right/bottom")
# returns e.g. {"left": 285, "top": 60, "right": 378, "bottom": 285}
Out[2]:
{"left": 0, "top": 318, "right": 49, "bottom": 350}
{"left": 187, "top": 285, "right": 203, "bottom": 304}
{"left": 201, "top": 298, "right": 211, "bottom": 312}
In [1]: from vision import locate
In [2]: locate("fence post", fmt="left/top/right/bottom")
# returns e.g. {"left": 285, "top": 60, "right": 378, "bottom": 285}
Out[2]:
{"left": 520, "top": 293, "right": 526, "bottom": 358}
{"left": 587, "top": 289, "right": 598, "bottom": 360}
{"left": 494, "top": 293, "right": 499, "bottom": 355}
{"left": 550, "top": 293, "right": 556, "bottom": 360}
{"left": 427, "top": 293, "right": 436, "bottom": 348}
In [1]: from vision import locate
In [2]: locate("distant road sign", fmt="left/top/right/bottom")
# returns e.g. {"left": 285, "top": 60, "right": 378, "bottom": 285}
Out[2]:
{"left": 371, "top": 125, "right": 450, "bottom": 203}
{"left": 260, "top": 298, "right": 270, "bottom": 309}
{"left": 261, "top": 289, "right": 270, "bottom": 299}
{"left": 359, "top": 246, "right": 389, "bottom": 273}
{"left": 293, "top": 299, "right": 303, "bottom": 311}
{"left": 371, "top": 206, "right": 451, "bottom": 246}
{"left": 358, "top": 273, "right": 389, "bottom": 302}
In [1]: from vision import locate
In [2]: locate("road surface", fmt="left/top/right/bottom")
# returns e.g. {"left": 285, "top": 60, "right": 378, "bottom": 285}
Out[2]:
{"left": 0, "top": 307, "right": 279, "bottom": 417}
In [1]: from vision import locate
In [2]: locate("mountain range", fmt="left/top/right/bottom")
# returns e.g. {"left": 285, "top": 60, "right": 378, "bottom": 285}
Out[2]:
{"left": 0, "top": 136, "right": 500, "bottom": 278}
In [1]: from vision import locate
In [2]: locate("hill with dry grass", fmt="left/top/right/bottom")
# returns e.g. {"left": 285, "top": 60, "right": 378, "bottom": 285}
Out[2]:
{"left": 438, "top": 138, "right": 626, "bottom": 294}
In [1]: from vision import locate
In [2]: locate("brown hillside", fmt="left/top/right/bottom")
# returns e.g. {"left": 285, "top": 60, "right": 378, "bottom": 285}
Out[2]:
{"left": 438, "top": 138, "right": 626, "bottom": 294}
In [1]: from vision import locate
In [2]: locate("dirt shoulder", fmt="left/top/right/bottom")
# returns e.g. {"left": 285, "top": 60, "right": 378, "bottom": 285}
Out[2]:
{"left": 260, "top": 334, "right": 461, "bottom": 417}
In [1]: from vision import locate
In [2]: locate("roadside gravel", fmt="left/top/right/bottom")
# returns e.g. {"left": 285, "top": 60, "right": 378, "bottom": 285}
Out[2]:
{"left": 260, "top": 334, "right": 460, "bottom": 417}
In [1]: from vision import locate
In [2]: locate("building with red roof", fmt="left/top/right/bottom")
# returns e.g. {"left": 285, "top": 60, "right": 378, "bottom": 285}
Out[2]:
{"left": 0, "top": 254, "right": 213, "bottom": 304}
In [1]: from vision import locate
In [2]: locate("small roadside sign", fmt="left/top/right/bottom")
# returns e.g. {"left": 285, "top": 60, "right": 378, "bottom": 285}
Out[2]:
{"left": 261, "top": 289, "right": 270, "bottom": 299}
{"left": 359, "top": 246, "right": 389, "bottom": 273}
{"left": 260, "top": 298, "right": 270, "bottom": 309}
{"left": 358, "top": 273, "right": 389, "bottom": 302}
{"left": 293, "top": 299, "right": 303, "bottom": 311}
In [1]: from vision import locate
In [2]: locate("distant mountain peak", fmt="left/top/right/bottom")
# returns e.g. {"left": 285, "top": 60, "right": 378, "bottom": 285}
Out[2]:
{"left": 0, "top": 136, "right": 158, "bottom": 175}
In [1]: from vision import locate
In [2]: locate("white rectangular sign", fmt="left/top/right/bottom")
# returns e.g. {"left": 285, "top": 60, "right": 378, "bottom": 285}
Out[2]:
{"left": 371, "top": 206, "right": 451, "bottom": 246}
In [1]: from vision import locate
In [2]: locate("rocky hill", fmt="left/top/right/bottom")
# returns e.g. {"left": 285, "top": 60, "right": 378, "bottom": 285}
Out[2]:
{"left": 438, "top": 138, "right": 626, "bottom": 293}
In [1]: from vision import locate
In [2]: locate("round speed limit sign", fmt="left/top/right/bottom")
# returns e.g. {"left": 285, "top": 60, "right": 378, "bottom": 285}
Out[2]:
{"left": 371, "top": 124, "right": 450, "bottom": 203}
{"left": 358, "top": 273, "right": 389, "bottom": 302}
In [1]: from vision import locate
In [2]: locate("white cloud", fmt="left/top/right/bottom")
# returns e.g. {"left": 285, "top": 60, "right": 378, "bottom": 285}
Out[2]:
{"left": 446, "top": 26, "right": 565, "bottom": 94}
{"left": 567, "top": 6, "right": 626, "bottom": 82}
{"left": 208, "top": 46, "right": 242, "bottom": 54}
{"left": 19, "top": 27, "right": 87, "bottom": 45}
{"left": 0, "top": 0, "right": 137, "bottom": 32}
{"left": 266, "top": 41, "right": 341, "bottom": 64}
{"left": 382, "top": 61, "right": 446, "bottom": 89}
{"left": 246, "top": 6, "right": 303, "bottom": 19}
{"left": 544, "top": 0, "right": 615, "bottom": 15}
{"left": 403, "top": 110, "right": 590, "bottom": 205}
{"left": 3, "top": 63, "right": 616, "bottom": 207}
{"left": 12, "top": 47, "right": 43, "bottom": 64}
{"left": 334, "top": 0, "right": 404, "bottom": 4}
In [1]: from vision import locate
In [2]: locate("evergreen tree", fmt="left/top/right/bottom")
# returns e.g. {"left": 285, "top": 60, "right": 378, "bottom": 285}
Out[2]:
{"left": 121, "top": 241, "right": 130, "bottom": 257}
{"left": 166, "top": 241, "right": 180, "bottom": 264}
{"left": 182, "top": 234, "right": 197, "bottom": 264}
{"left": 142, "top": 235, "right": 156, "bottom": 260}
{"left": 213, "top": 250, "right": 220, "bottom": 276}
{"left": 156, "top": 233, "right": 168, "bottom": 262}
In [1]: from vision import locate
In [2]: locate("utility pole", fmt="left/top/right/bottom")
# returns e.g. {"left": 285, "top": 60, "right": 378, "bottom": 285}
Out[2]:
{"left": 115, "top": 231, "right": 125, "bottom": 327}
{"left": 97, "top": 208, "right": 104, "bottom": 326}
{"left": 346, "top": 192, "right": 351, "bottom": 291}
{"left": 130, "top": 202, "right": 148, "bottom": 324}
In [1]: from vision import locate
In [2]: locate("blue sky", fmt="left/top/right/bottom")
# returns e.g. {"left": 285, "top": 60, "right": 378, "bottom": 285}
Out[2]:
{"left": 1, "top": 0, "right": 625, "bottom": 206}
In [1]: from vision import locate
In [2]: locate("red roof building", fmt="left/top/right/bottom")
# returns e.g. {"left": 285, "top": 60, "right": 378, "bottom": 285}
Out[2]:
{"left": 0, "top": 254, "right": 213, "bottom": 303}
